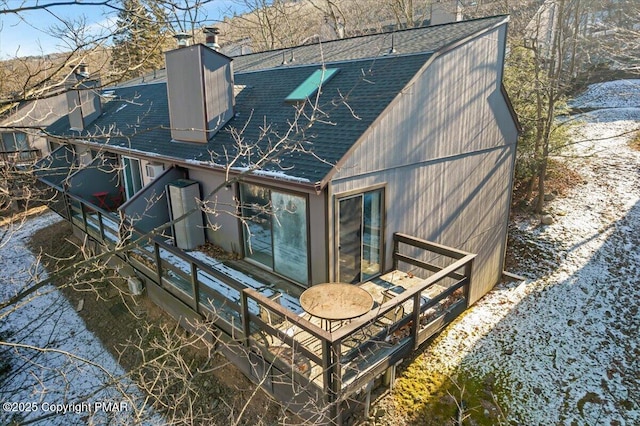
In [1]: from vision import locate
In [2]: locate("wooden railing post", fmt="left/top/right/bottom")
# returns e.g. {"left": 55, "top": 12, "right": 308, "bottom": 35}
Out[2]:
{"left": 97, "top": 211, "right": 105, "bottom": 241}
{"left": 240, "top": 290, "right": 250, "bottom": 346}
{"left": 63, "top": 192, "right": 72, "bottom": 221}
{"left": 330, "top": 339, "right": 343, "bottom": 426}
{"left": 464, "top": 258, "right": 473, "bottom": 308}
{"left": 332, "top": 338, "right": 342, "bottom": 395}
{"left": 81, "top": 202, "right": 88, "bottom": 233}
{"left": 393, "top": 233, "right": 399, "bottom": 270}
{"left": 190, "top": 262, "right": 200, "bottom": 313}
{"left": 154, "top": 241, "right": 163, "bottom": 286}
{"left": 412, "top": 292, "right": 421, "bottom": 350}
{"left": 322, "top": 339, "right": 333, "bottom": 402}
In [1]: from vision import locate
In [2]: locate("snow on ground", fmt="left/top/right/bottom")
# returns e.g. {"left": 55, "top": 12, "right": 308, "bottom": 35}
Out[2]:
{"left": 409, "top": 80, "right": 640, "bottom": 424}
{"left": 0, "top": 212, "right": 161, "bottom": 425}
{"left": 570, "top": 79, "right": 640, "bottom": 109}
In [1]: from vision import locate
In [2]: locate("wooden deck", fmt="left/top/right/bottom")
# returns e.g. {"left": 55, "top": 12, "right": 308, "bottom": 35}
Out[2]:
{"left": 42, "top": 188, "right": 477, "bottom": 425}
{"left": 249, "top": 268, "right": 459, "bottom": 389}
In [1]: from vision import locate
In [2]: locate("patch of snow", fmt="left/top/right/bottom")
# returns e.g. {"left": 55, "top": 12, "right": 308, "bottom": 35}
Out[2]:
{"left": 409, "top": 80, "right": 640, "bottom": 424}
{"left": 0, "top": 212, "right": 161, "bottom": 425}
{"left": 570, "top": 79, "right": 640, "bottom": 109}
{"left": 232, "top": 166, "right": 311, "bottom": 183}
{"left": 158, "top": 247, "right": 303, "bottom": 315}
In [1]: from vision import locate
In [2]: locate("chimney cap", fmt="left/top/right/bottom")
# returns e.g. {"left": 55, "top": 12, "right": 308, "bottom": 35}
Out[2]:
{"left": 203, "top": 26, "right": 221, "bottom": 51}
{"left": 173, "top": 32, "right": 192, "bottom": 47}
{"left": 203, "top": 26, "right": 220, "bottom": 35}
{"left": 69, "top": 62, "right": 89, "bottom": 79}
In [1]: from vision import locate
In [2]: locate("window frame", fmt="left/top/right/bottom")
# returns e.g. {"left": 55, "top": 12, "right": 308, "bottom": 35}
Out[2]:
{"left": 1, "top": 131, "right": 32, "bottom": 160}
{"left": 334, "top": 184, "right": 386, "bottom": 284}
{"left": 238, "top": 182, "right": 312, "bottom": 286}
{"left": 121, "top": 156, "right": 143, "bottom": 200}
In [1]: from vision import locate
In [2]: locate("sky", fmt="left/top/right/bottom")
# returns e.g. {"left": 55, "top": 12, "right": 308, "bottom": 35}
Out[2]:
{"left": 0, "top": 0, "right": 241, "bottom": 59}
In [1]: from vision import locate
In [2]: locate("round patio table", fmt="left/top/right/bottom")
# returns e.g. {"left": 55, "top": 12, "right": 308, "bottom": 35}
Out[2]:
{"left": 299, "top": 283, "right": 374, "bottom": 329}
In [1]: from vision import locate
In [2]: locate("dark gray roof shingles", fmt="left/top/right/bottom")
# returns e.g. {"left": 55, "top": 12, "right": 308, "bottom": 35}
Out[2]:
{"left": 45, "top": 15, "right": 507, "bottom": 185}
{"left": 232, "top": 15, "right": 506, "bottom": 72}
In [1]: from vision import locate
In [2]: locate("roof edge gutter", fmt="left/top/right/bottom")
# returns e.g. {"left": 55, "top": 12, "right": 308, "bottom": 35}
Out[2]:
{"left": 64, "top": 138, "right": 318, "bottom": 192}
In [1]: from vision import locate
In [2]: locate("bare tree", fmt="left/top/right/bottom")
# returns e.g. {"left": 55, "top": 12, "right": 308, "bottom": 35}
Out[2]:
{"left": 465, "top": 0, "right": 639, "bottom": 212}
{"left": 0, "top": 6, "right": 365, "bottom": 420}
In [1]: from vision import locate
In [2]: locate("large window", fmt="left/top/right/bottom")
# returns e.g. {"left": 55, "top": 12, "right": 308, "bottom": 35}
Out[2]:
{"left": 1, "top": 132, "right": 32, "bottom": 160}
{"left": 337, "top": 188, "right": 384, "bottom": 283}
{"left": 240, "top": 183, "right": 309, "bottom": 285}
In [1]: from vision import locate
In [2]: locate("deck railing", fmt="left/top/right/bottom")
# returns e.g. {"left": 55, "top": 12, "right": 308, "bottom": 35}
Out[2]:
{"left": 44, "top": 186, "right": 477, "bottom": 423}
{"left": 0, "top": 149, "right": 39, "bottom": 164}
{"left": 237, "top": 233, "right": 476, "bottom": 420}
{"left": 66, "top": 192, "right": 120, "bottom": 244}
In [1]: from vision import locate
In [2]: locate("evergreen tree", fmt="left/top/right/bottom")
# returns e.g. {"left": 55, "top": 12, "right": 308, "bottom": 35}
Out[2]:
{"left": 110, "top": 0, "right": 167, "bottom": 80}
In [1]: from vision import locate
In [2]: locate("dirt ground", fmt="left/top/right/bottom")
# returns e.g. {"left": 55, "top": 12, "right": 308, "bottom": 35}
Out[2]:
{"left": 27, "top": 220, "right": 283, "bottom": 425}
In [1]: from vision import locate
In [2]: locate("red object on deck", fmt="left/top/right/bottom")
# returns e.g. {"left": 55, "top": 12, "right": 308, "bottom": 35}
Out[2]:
{"left": 92, "top": 191, "right": 109, "bottom": 209}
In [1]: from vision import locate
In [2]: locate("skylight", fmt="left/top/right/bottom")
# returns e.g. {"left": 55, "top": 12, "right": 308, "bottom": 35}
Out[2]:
{"left": 285, "top": 68, "right": 339, "bottom": 102}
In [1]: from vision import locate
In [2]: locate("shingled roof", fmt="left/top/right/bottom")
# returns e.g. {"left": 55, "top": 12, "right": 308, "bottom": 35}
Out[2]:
{"left": 232, "top": 15, "right": 506, "bottom": 72}
{"left": 45, "top": 15, "right": 509, "bottom": 186}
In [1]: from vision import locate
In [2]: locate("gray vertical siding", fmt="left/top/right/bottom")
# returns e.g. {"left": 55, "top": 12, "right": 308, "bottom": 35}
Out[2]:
{"left": 330, "top": 25, "right": 518, "bottom": 303}
{"left": 165, "top": 45, "right": 234, "bottom": 143}
{"left": 121, "top": 167, "right": 186, "bottom": 234}
{"left": 187, "top": 168, "right": 328, "bottom": 286}
{"left": 187, "top": 168, "right": 242, "bottom": 254}
{"left": 308, "top": 190, "right": 328, "bottom": 284}
{"left": 202, "top": 53, "right": 235, "bottom": 134}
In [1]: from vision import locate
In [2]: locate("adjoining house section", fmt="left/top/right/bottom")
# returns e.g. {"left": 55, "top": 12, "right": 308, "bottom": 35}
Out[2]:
{"left": 34, "top": 14, "right": 519, "bottom": 424}
{"left": 0, "top": 86, "right": 72, "bottom": 209}
{"left": 0, "top": 91, "right": 69, "bottom": 165}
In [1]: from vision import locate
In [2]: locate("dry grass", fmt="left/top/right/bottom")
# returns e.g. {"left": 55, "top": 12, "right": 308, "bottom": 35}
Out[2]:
{"left": 388, "top": 320, "right": 508, "bottom": 426}
{"left": 544, "top": 158, "right": 584, "bottom": 197}
{"left": 0, "top": 205, "right": 49, "bottom": 227}
{"left": 511, "top": 159, "right": 584, "bottom": 211}
{"left": 629, "top": 131, "right": 640, "bottom": 151}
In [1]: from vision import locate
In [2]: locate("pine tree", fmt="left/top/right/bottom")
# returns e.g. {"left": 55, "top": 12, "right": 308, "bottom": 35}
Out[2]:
{"left": 110, "top": 0, "right": 167, "bottom": 80}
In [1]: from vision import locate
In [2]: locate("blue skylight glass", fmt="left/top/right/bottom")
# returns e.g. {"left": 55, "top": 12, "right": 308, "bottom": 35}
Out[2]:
{"left": 285, "top": 68, "right": 339, "bottom": 102}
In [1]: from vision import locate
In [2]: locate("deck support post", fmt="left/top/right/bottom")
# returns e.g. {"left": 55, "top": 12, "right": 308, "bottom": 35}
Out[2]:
{"left": 363, "top": 380, "right": 374, "bottom": 419}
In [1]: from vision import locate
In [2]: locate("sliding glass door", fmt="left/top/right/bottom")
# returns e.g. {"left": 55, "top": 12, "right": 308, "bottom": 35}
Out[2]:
{"left": 240, "top": 183, "right": 309, "bottom": 285}
{"left": 122, "top": 156, "right": 143, "bottom": 200}
{"left": 337, "top": 188, "right": 383, "bottom": 283}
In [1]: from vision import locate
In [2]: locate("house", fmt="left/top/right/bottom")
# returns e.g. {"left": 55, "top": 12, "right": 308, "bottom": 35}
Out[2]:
{"left": 36, "top": 14, "right": 519, "bottom": 423}
{"left": 0, "top": 89, "right": 71, "bottom": 209}
{"left": 0, "top": 90, "right": 69, "bottom": 165}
